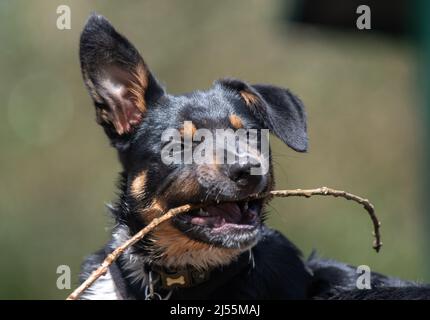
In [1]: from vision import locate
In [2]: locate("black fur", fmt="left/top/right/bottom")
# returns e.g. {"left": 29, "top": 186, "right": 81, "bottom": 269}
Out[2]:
{"left": 78, "top": 14, "right": 430, "bottom": 300}
{"left": 218, "top": 79, "right": 308, "bottom": 152}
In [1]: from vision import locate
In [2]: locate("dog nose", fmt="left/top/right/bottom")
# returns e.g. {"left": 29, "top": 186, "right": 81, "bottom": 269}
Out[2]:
{"left": 228, "top": 163, "right": 264, "bottom": 190}
{"left": 228, "top": 163, "right": 251, "bottom": 185}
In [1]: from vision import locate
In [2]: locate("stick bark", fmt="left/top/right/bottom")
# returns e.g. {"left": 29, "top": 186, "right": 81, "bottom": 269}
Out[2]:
{"left": 67, "top": 187, "right": 380, "bottom": 300}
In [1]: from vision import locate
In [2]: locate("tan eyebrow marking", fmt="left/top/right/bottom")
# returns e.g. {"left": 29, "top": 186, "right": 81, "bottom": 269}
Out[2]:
{"left": 179, "top": 121, "right": 197, "bottom": 138}
{"left": 229, "top": 114, "right": 243, "bottom": 129}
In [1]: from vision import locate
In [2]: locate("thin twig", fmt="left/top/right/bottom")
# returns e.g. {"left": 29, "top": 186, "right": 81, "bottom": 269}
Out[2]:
{"left": 67, "top": 187, "right": 380, "bottom": 300}
{"left": 257, "top": 187, "right": 381, "bottom": 252}
{"left": 66, "top": 203, "right": 202, "bottom": 300}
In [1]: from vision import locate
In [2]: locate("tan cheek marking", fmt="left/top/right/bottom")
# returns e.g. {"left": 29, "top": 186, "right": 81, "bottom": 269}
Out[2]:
{"left": 229, "top": 114, "right": 243, "bottom": 129}
{"left": 180, "top": 180, "right": 200, "bottom": 198}
{"left": 130, "top": 171, "right": 147, "bottom": 199}
{"left": 138, "top": 192, "right": 241, "bottom": 269}
{"left": 154, "top": 224, "right": 208, "bottom": 261}
{"left": 168, "top": 173, "right": 201, "bottom": 199}
{"left": 141, "top": 199, "right": 165, "bottom": 222}
{"left": 150, "top": 223, "right": 241, "bottom": 269}
{"left": 240, "top": 90, "right": 259, "bottom": 106}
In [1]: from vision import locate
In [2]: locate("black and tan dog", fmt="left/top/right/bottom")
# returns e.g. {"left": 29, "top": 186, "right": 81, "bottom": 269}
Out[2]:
{"left": 79, "top": 14, "right": 430, "bottom": 300}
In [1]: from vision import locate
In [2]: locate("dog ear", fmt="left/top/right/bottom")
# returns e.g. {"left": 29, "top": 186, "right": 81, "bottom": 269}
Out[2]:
{"left": 218, "top": 79, "right": 308, "bottom": 152}
{"left": 250, "top": 84, "right": 308, "bottom": 152}
{"left": 80, "top": 14, "right": 164, "bottom": 146}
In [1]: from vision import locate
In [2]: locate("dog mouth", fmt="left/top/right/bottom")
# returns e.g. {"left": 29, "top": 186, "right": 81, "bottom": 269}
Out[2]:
{"left": 172, "top": 198, "right": 263, "bottom": 249}
{"left": 182, "top": 200, "right": 260, "bottom": 228}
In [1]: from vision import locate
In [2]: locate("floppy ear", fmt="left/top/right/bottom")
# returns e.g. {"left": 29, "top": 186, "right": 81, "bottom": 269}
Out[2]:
{"left": 80, "top": 14, "right": 164, "bottom": 146}
{"left": 250, "top": 84, "right": 308, "bottom": 152}
{"left": 218, "top": 79, "right": 308, "bottom": 152}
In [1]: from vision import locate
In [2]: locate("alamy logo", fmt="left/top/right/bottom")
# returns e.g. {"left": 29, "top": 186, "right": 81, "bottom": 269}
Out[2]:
{"left": 356, "top": 265, "right": 372, "bottom": 289}
{"left": 356, "top": 5, "right": 371, "bottom": 30}
{"left": 160, "top": 121, "right": 270, "bottom": 175}
{"left": 56, "top": 5, "right": 71, "bottom": 30}
{"left": 56, "top": 265, "right": 71, "bottom": 290}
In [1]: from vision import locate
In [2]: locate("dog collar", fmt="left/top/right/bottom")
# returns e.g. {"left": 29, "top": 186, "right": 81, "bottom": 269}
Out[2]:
{"left": 150, "top": 264, "right": 211, "bottom": 290}
{"left": 109, "top": 245, "right": 254, "bottom": 299}
{"left": 148, "top": 250, "right": 254, "bottom": 299}
{"left": 150, "top": 249, "right": 255, "bottom": 291}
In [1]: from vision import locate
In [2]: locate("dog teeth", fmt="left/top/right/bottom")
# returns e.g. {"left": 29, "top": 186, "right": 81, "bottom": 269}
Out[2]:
{"left": 243, "top": 201, "right": 249, "bottom": 211}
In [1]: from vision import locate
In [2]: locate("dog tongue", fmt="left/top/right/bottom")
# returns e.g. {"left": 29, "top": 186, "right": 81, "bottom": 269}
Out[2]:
{"left": 206, "top": 203, "right": 242, "bottom": 223}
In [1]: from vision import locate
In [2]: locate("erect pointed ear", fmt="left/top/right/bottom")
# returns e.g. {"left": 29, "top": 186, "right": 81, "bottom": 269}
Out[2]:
{"left": 80, "top": 14, "right": 164, "bottom": 146}
{"left": 218, "top": 79, "right": 308, "bottom": 152}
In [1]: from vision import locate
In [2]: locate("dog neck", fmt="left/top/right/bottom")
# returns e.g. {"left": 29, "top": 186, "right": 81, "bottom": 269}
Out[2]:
{"left": 109, "top": 225, "right": 254, "bottom": 299}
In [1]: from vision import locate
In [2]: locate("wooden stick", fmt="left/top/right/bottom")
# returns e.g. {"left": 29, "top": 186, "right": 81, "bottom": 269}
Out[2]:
{"left": 66, "top": 204, "right": 201, "bottom": 300}
{"left": 260, "top": 187, "right": 381, "bottom": 252}
{"left": 67, "top": 187, "right": 380, "bottom": 300}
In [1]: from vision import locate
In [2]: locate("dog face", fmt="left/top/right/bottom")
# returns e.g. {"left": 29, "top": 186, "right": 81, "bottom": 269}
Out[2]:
{"left": 80, "top": 14, "right": 307, "bottom": 269}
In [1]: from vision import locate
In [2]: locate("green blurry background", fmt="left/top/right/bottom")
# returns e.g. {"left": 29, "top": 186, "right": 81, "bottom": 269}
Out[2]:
{"left": 0, "top": 0, "right": 428, "bottom": 299}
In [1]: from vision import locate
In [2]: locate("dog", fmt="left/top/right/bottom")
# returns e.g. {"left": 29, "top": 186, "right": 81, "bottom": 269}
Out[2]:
{"left": 78, "top": 14, "right": 430, "bottom": 300}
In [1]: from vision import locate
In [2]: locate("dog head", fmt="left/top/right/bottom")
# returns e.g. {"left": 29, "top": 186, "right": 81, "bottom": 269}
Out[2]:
{"left": 80, "top": 14, "right": 307, "bottom": 270}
